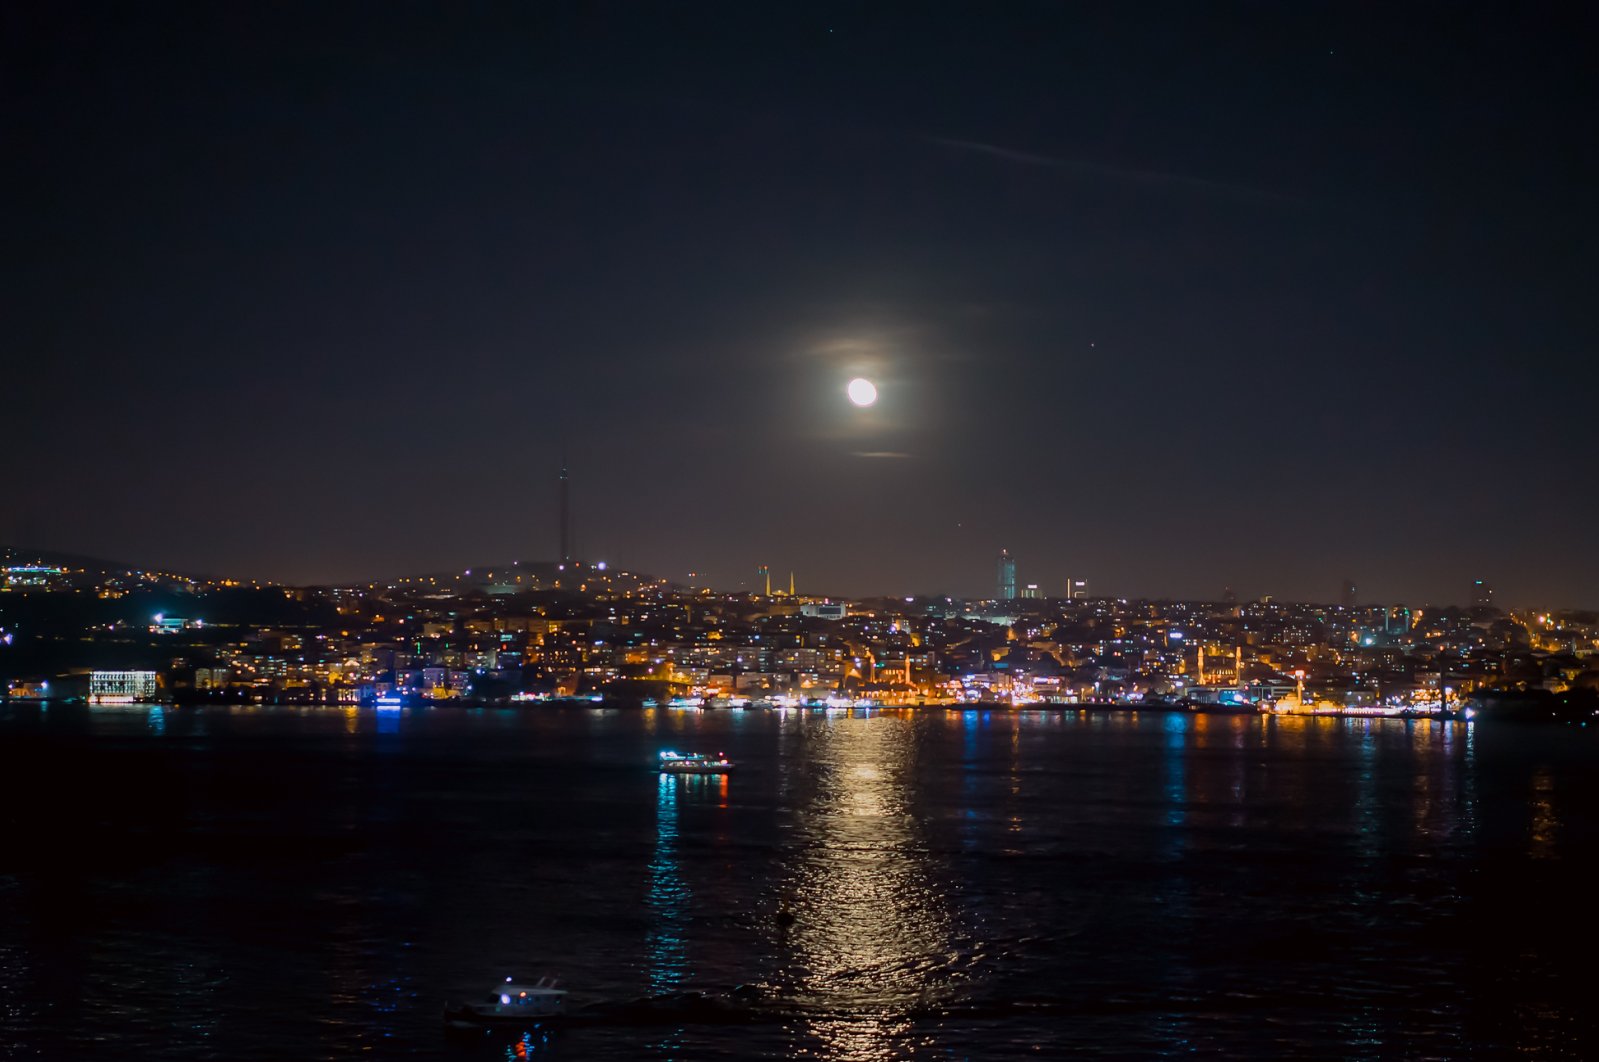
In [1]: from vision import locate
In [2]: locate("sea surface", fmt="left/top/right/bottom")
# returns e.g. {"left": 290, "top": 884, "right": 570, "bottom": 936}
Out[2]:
{"left": 2, "top": 704, "right": 1596, "bottom": 1060}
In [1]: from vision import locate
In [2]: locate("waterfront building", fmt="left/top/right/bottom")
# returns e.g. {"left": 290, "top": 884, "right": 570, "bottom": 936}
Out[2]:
{"left": 90, "top": 670, "right": 158, "bottom": 703}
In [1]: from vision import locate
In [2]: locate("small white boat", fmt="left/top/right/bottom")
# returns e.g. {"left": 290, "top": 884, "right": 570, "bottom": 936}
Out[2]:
{"left": 443, "top": 976, "right": 567, "bottom": 1028}
{"left": 657, "top": 750, "right": 735, "bottom": 774}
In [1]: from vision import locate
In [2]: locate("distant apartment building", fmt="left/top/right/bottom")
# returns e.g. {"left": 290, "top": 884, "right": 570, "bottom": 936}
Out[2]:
{"left": 194, "top": 667, "right": 232, "bottom": 691}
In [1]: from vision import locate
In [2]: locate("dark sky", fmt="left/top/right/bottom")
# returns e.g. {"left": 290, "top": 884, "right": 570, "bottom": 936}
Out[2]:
{"left": 6, "top": 3, "right": 1595, "bottom": 606}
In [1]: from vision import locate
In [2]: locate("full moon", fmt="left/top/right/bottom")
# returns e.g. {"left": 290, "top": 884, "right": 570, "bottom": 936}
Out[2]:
{"left": 846, "top": 377, "right": 878, "bottom": 407}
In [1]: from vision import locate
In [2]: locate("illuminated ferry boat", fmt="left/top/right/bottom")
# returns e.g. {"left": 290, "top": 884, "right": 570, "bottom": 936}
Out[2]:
{"left": 442, "top": 976, "right": 567, "bottom": 1029}
{"left": 657, "top": 750, "right": 735, "bottom": 774}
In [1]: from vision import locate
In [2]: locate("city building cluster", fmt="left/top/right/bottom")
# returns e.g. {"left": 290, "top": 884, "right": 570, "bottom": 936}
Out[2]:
{"left": 4, "top": 547, "right": 1598, "bottom": 720}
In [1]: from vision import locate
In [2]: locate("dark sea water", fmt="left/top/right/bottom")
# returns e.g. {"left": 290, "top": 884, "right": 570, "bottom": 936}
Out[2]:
{"left": 3, "top": 704, "right": 1597, "bottom": 1060}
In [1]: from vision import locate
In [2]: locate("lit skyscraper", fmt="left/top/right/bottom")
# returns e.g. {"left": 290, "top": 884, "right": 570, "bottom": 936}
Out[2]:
{"left": 1471, "top": 579, "right": 1494, "bottom": 608}
{"left": 996, "top": 549, "right": 1017, "bottom": 600}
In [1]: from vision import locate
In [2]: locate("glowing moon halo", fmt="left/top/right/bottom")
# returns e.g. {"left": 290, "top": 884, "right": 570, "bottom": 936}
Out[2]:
{"left": 846, "top": 377, "right": 878, "bottom": 407}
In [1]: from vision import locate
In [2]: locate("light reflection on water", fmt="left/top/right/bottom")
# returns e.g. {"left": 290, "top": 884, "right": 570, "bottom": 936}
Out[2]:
{"left": 1529, "top": 766, "right": 1558, "bottom": 860}
{"left": 648, "top": 773, "right": 689, "bottom": 996}
{"left": 1162, "top": 713, "right": 1188, "bottom": 834}
{"left": 2, "top": 707, "right": 1597, "bottom": 1058}
{"left": 646, "top": 771, "right": 690, "bottom": 1059}
{"left": 1153, "top": 713, "right": 1194, "bottom": 1053}
{"left": 959, "top": 709, "right": 980, "bottom": 851}
{"left": 779, "top": 715, "right": 961, "bottom": 1059}
{"left": 1354, "top": 719, "right": 1381, "bottom": 861}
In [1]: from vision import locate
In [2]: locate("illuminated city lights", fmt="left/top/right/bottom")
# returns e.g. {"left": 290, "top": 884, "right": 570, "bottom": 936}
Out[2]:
{"left": 1, "top": 547, "right": 1595, "bottom": 722}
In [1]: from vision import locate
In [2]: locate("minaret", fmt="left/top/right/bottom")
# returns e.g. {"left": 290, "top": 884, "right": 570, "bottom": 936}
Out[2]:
{"left": 788, "top": 571, "right": 795, "bottom": 596}
{"left": 558, "top": 458, "right": 571, "bottom": 563}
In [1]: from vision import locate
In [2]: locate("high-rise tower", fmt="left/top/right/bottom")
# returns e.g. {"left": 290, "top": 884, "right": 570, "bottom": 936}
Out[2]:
{"left": 996, "top": 549, "right": 1017, "bottom": 601}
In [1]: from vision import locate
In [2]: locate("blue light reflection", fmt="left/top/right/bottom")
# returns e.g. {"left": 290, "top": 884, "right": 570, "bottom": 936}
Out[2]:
{"left": 648, "top": 773, "right": 689, "bottom": 994}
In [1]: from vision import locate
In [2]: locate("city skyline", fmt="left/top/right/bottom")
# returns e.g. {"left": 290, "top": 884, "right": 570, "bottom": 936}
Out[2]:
{"left": 6, "top": 5, "right": 1595, "bottom": 606}
{"left": 0, "top": 456, "right": 1561, "bottom": 608}
{"left": 0, "top": 538, "right": 1547, "bottom": 615}
{"left": 6, "top": 534, "right": 1595, "bottom": 720}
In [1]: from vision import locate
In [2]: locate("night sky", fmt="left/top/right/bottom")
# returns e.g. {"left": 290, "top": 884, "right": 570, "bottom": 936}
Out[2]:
{"left": 6, "top": 3, "right": 1595, "bottom": 605}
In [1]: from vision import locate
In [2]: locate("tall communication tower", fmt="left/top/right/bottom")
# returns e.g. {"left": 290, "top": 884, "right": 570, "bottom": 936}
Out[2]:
{"left": 558, "top": 458, "right": 571, "bottom": 563}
